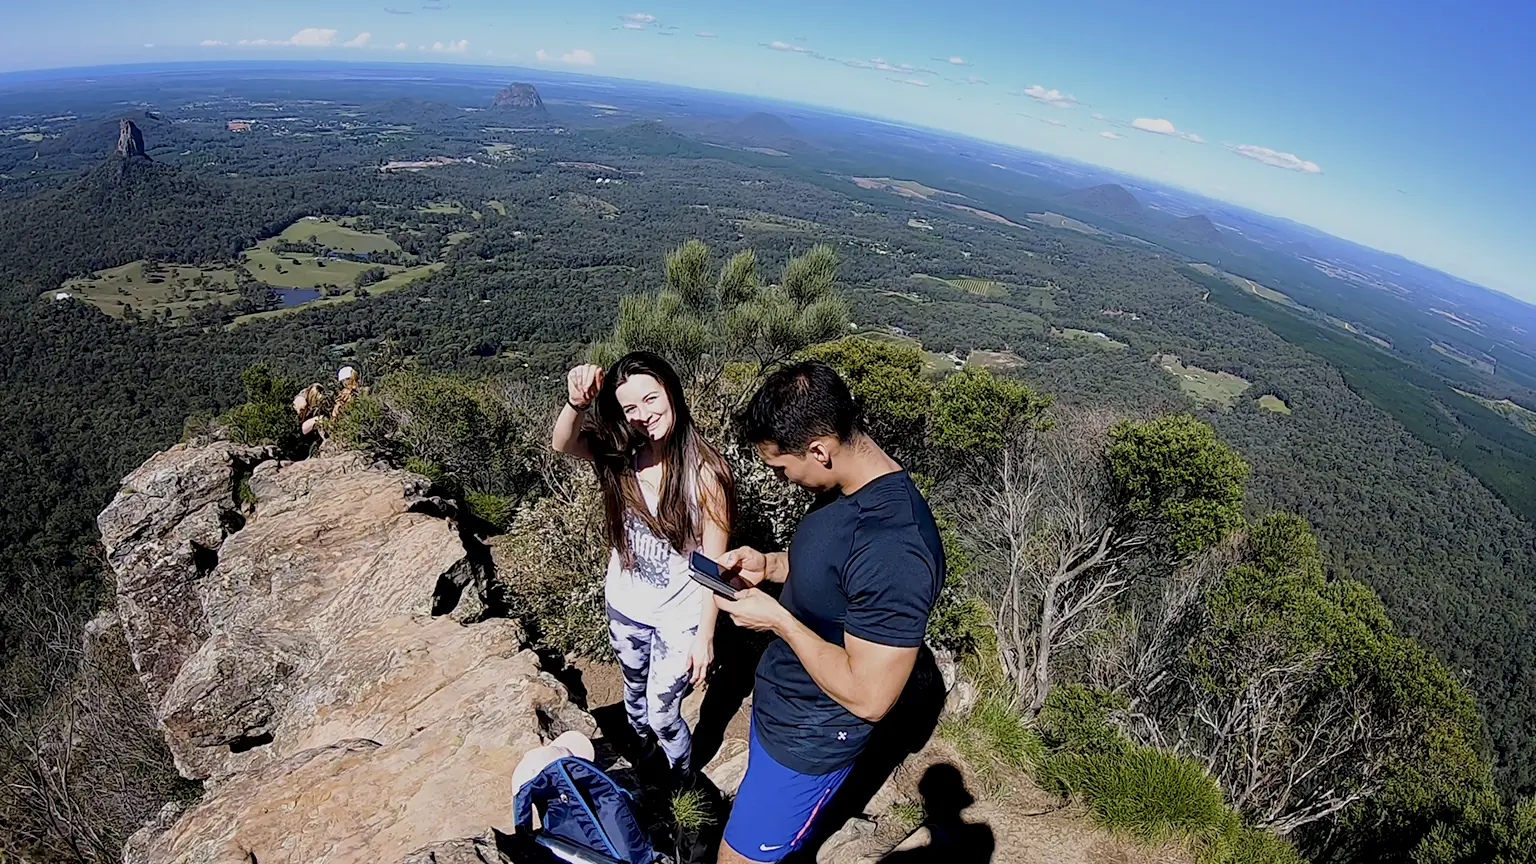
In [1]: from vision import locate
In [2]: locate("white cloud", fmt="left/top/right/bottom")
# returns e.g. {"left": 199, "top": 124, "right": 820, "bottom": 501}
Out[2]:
{"left": 1024, "top": 84, "right": 1079, "bottom": 108}
{"left": 289, "top": 27, "right": 338, "bottom": 47}
{"left": 1038, "top": 117, "right": 1065, "bottom": 127}
{"left": 200, "top": 39, "right": 225, "bottom": 46}
{"left": 394, "top": 41, "right": 408, "bottom": 50}
{"left": 696, "top": 31, "right": 717, "bottom": 38}
{"left": 1100, "top": 131, "right": 1123, "bottom": 139}
{"left": 423, "top": 39, "right": 468, "bottom": 53}
{"left": 1228, "top": 143, "right": 1322, "bottom": 173}
{"left": 1091, "top": 112, "right": 1108, "bottom": 120}
{"left": 561, "top": 48, "right": 596, "bottom": 65}
{"left": 623, "top": 12, "right": 655, "bottom": 23}
{"left": 623, "top": 22, "right": 645, "bottom": 30}
{"left": 947, "top": 56, "right": 969, "bottom": 66}
{"left": 844, "top": 59, "right": 869, "bottom": 68}
{"left": 238, "top": 27, "right": 338, "bottom": 48}
{"left": 902, "top": 78, "right": 930, "bottom": 87}
{"left": 344, "top": 32, "right": 371, "bottom": 48}
{"left": 1131, "top": 117, "right": 1204, "bottom": 143}
{"left": 768, "top": 40, "right": 794, "bottom": 51}
{"left": 143, "top": 43, "right": 155, "bottom": 48}
{"left": 967, "top": 75, "right": 988, "bottom": 85}
{"left": 536, "top": 48, "right": 550, "bottom": 61}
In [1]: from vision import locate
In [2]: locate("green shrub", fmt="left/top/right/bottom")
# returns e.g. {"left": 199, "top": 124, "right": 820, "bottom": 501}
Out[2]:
{"left": 223, "top": 401, "right": 298, "bottom": 450}
{"left": 463, "top": 490, "right": 515, "bottom": 533}
{"left": 218, "top": 364, "right": 302, "bottom": 453}
{"left": 929, "top": 367, "right": 1049, "bottom": 455}
{"left": 330, "top": 391, "right": 387, "bottom": 451}
{"left": 491, "top": 478, "right": 609, "bottom": 657}
{"left": 1036, "top": 684, "right": 1131, "bottom": 758}
{"left": 332, "top": 373, "right": 550, "bottom": 504}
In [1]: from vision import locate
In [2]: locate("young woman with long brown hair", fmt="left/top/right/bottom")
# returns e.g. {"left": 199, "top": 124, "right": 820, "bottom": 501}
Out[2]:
{"left": 551, "top": 351, "right": 735, "bottom": 780}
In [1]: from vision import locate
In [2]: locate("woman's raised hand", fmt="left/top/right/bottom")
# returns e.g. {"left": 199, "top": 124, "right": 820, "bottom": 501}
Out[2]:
{"left": 566, "top": 364, "right": 604, "bottom": 410}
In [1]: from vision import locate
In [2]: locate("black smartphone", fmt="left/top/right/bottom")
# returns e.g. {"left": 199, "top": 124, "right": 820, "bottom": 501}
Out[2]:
{"left": 689, "top": 551, "right": 740, "bottom": 598}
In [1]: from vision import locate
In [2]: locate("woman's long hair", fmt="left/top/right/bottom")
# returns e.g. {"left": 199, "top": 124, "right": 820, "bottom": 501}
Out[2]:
{"left": 586, "top": 351, "right": 735, "bottom": 568}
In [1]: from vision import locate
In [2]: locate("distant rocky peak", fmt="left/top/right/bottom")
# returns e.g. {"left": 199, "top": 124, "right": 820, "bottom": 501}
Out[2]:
{"left": 117, "top": 118, "right": 147, "bottom": 158}
{"left": 491, "top": 82, "right": 546, "bottom": 112}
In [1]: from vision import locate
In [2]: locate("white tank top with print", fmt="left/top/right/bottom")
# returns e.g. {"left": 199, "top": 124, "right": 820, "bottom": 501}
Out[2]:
{"left": 604, "top": 465, "right": 706, "bottom": 627}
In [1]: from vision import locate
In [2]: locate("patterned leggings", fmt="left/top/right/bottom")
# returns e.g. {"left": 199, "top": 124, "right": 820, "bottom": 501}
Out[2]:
{"left": 606, "top": 606, "right": 697, "bottom": 769}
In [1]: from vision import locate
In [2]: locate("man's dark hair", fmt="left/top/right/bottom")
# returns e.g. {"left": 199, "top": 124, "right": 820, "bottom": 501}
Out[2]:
{"left": 742, "top": 361, "right": 863, "bottom": 454}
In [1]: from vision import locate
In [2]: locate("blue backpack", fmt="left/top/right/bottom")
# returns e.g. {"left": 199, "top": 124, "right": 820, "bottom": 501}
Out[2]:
{"left": 513, "top": 756, "right": 660, "bottom": 864}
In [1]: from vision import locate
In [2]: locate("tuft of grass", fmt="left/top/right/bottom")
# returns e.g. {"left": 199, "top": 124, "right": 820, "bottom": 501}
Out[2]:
{"left": 670, "top": 789, "right": 717, "bottom": 831}
{"left": 237, "top": 476, "right": 257, "bottom": 508}
{"left": 1037, "top": 748, "right": 1229, "bottom": 844}
{"left": 888, "top": 799, "right": 926, "bottom": 834}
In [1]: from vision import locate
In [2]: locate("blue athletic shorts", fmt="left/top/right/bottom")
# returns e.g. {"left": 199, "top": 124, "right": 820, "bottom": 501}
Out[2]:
{"left": 722, "top": 722, "right": 853, "bottom": 862}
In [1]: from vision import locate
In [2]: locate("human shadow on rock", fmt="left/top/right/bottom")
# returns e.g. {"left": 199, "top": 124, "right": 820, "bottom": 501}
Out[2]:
{"left": 878, "top": 763, "right": 995, "bottom": 863}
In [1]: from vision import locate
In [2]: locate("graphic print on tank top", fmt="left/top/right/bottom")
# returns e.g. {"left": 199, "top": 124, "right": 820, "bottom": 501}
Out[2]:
{"left": 625, "top": 510, "right": 677, "bottom": 589}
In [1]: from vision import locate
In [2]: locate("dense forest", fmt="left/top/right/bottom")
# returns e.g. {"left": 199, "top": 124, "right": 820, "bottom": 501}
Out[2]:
{"left": 1, "top": 70, "right": 1534, "bottom": 825}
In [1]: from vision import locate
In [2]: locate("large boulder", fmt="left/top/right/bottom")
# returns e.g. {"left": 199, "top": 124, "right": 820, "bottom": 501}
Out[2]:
{"left": 103, "top": 445, "right": 594, "bottom": 864}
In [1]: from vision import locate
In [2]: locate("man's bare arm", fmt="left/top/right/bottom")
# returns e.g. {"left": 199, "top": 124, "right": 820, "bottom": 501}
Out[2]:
{"left": 772, "top": 608, "right": 916, "bottom": 722}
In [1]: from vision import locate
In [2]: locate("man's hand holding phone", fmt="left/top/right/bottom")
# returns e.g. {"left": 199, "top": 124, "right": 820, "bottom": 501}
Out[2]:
{"left": 717, "top": 547, "right": 768, "bottom": 589}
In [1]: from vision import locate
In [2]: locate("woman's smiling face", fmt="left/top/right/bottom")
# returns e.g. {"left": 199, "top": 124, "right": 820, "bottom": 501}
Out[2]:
{"left": 614, "top": 373, "right": 674, "bottom": 442}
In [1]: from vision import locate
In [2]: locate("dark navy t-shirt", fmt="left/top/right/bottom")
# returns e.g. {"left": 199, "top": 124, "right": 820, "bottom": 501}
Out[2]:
{"left": 752, "top": 470, "right": 944, "bottom": 775}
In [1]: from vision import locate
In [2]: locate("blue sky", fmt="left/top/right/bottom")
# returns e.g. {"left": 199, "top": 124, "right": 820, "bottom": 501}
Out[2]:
{"left": 6, "top": 0, "right": 1535, "bottom": 301}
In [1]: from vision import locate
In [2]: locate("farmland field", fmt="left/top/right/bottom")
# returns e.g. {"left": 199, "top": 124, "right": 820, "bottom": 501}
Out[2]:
{"left": 912, "top": 274, "right": 1010, "bottom": 298}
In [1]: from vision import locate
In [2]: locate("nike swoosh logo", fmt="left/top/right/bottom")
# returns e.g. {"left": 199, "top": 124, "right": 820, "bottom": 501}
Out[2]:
{"left": 760, "top": 844, "right": 786, "bottom": 852}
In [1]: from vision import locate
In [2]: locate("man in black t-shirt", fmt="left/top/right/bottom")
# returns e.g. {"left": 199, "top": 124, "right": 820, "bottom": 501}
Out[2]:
{"left": 713, "top": 362, "right": 944, "bottom": 864}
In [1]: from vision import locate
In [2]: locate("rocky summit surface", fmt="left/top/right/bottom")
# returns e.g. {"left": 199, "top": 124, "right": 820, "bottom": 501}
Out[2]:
{"left": 116, "top": 118, "right": 147, "bottom": 158}
{"left": 491, "top": 82, "right": 546, "bottom": 112}
{"left": 99, "top": 445, "right": 592, "bottom": 864}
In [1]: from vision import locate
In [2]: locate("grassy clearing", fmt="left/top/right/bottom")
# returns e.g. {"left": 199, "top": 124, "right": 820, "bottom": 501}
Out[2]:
{"left": 418, "top": 201, "right": 464, "bottom": 214}
{"left": 244, "top": 247, "right": 380, "bottom": 289}
{"left": 1189, "top": 264, "right": 1300, "bottom": 308}
{"left": 1432, "top": 342, "right": 1497, "bottom": 375}
{"left": 278, "top": 217, "right": 400, "bottom": 254}
{"left": 1028, "top": 212, "right": 1103, "bottom": 235}
{"left": 1156, "top": 355, "right": 1251, "bottom": 409}
{"left": 56, "top": 214, "right": 447, "bottom": 325}
{"left": 967, "top": 350, "right": 1024, "bottom": 372}
{"left": 54, "top": 261, "right": 240, "bottom": 321}
{"left": 733, "top": 210, "right": 823, "bottom": 234}
{"left": 879, "top": 290, "right": 929, "bottom": 304}
{"left": 1054, "top": 328, "right": 1129, "bottom": 350}
{"left": 1257, "top": 395, "right": 1292, "bottom": 415}
{"left": 484, "top": 199, "right": 507, "bottom": 216}
{"left": 851, "top": 176, "right": 958, "bottom": 199}
{"left": 1456, "top": 389, "right": 1536, "bottom": 436}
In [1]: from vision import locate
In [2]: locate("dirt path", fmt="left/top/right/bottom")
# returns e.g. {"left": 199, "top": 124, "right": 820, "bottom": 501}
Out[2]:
{"left": 566, "top": 657, "right": 1189, "bottom": 864}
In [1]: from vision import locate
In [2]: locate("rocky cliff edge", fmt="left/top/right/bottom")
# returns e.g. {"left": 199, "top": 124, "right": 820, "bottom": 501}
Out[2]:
{"left": 98, "top": 443, "right": 593, "bottom": 864}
